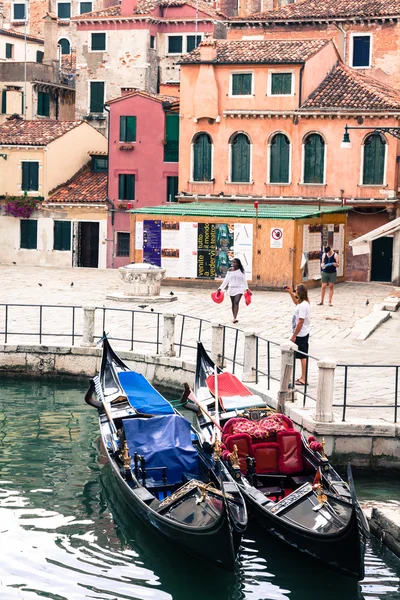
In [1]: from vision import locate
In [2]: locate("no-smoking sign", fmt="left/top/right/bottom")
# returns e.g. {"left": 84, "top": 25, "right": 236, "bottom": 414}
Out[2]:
{"left": 270, "top": 227, "right": 283, "bottom": 248}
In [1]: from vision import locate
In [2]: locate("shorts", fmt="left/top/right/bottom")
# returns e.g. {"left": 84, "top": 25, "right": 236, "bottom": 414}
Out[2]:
{"left": 321, "top": 271, "right": 337, "bottom": 284}
{"left": 295, "top": 334, "right": 309, "bottom": 359}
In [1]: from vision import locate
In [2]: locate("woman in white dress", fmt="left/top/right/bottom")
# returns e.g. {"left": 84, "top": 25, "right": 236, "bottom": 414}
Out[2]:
{"left": 218, "top": 257, "right": 251, "bottom": 323}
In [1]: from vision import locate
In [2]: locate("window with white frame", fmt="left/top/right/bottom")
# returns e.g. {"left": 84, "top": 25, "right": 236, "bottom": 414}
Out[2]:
{"left": 167, "top": 34, "right": 203, "bottom": 55}
{"left": 57, "top": 2, "right": 71, "bottom": 19}
{"left": 230, "top": 72, "right": 253, "bottom": 97}
{"left": 268, "top": 71, "right": 293, "bottom": 96}
{"left": 362, "top": 133, "right": 386, "bottom": 185}
{"left": 351, "top": 34, "right": 372, "bottom": 68}
{"left": 90, "top": 32, "right": 106, "bottom": 52}
{"left": 80, "top": 1, "right": 92, "bottom": 13}
{"left": 12, "top": 2, "right": 26, "bottom": 20}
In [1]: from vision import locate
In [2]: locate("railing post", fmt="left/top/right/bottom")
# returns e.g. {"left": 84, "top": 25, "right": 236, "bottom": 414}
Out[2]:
{"left": 242, "top": 330, "right": 257, "bottom": 383}
{"left": 315, "top": 359, "right": 336, "bottom": 422}
{"left": 211, "top": 321, "right": 225, "bottom": 369}
{"left": 82, "top": 306, "right": 96, "bottom": 347}
{"left": 277, "top": 342, "right": 297, "bottom": 413}
{"left": 162, "top": 313, "right": 176, "bottom": 357}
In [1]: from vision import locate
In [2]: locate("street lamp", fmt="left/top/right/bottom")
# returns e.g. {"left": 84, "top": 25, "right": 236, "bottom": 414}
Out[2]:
{"left": 341, "top": 123, "right": 400, "bottom": 148}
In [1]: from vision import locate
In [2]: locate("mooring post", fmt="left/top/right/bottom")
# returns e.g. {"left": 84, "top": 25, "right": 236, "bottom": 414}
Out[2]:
{"left": 315, "top": 359, "right": 336, "bottom": 422}
{"left": 82, "top": 306, "right": 96, "bottom": 347}
{"left": 162, "top": 313, "right": 176, "bottom": 357}
{"left": 242, "top": 330, "right": 257, "bottom": 383}
{"left": 211, "top": 321, "right": 225, "bottom": 369}
{"left": 277, "top": 341, "right": 297, "bottom": 413}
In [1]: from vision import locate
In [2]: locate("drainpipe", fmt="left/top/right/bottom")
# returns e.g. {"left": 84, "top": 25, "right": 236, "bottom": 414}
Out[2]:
{"left": 298, "top": 63, "right": 305, "bottom": 108}
{"left": 104, "top": 104, "right": 115, "bottom": 268}
{"left": 336, "top": 23, "right": 347, "bottom": 64}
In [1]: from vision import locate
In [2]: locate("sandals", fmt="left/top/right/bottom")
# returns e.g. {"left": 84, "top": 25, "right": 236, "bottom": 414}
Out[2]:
{"left": 295, "top": 379, "right": 307, "bottom": 386}
{"left": 232, "top": 319, "right": 238, "bottom": 324}
{"left": 317, "top": 302, "right": 323, "bottom": 306}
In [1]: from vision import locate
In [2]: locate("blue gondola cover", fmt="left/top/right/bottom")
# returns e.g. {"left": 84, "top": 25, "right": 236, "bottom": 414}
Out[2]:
{"left": 123, "top": 415, "right": 199, "bottom": 485}
{"left": 118, "top": 371, "right": 174, "bottom": 415}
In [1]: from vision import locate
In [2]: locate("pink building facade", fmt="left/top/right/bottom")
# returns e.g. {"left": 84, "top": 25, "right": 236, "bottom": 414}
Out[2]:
{"left": 106, "top": 91, "right": 179, "bottom": 268}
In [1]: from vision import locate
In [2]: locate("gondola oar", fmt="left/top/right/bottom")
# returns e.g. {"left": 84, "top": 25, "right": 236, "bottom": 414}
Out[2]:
{"left": 93, "top": 375, "right": 119, "bottom": 453}
{"left": 185, "top": 386, "right": 223, "bottom": 433}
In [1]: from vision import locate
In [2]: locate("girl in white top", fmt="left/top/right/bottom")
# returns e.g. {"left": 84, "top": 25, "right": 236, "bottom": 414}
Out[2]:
{"left": 285, "top": 283, "right": 311, "bottom": 386}
{"left": 218, "top": 257, "right": 251, "bottom": 324}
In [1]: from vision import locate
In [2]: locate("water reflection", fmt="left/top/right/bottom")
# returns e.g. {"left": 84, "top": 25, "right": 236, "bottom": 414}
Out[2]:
{"left": 0, "top": 376, "right": 399, "bottom": 600}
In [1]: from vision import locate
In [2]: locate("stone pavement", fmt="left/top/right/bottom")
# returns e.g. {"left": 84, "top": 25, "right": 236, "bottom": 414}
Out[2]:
{"left": 0, "top": 264, "right": 399, "bottom": 422}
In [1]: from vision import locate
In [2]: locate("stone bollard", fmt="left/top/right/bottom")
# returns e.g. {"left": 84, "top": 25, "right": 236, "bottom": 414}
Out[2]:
{"left": 162, "top": 313, "right": 176, "bottom": 357}
{"left": 82, "top": 306, "right": 96, "bottom": 347}
{"left": 242, "top": 330, "right": 257, "bottom": 383}
{"left": 211, "top": 321, "right": 225, "bottom": 369}
{"left": 315, "top": 359, "right": 336, "bottom": 422}
{"left": 277, "top": 341, "right": 297, "bottom": 413}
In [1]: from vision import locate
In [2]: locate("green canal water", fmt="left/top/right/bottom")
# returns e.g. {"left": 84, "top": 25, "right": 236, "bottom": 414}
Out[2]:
{"left": 0, "top": 377, "right": 399, "bottom": 600}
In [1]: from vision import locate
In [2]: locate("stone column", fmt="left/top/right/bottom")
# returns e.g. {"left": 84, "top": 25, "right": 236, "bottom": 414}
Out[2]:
{"left": 315, "top": 359, "right": 336, "bottom": 422}
{"left": 242, "top": 330, "right": 256, "bottom": 383}
{"left": 162, "top": 313, "right": 176, "bottom": 357}
{"left": 82, "top": 306, "right": 96, "bottom": 347}
{"left": 277, "top": 341, "right": 297, "bottom": 413}
{"left": 211, "top": 321, "right": 225, "bottom": 369}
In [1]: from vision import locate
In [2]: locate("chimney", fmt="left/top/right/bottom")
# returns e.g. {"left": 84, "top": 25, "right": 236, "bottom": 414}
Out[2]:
{"left": 43, "top": 13, "right": 59, "bottom": 67}
{"left": 199, "top": 34, "right": 217, "bottom": 62}
{"left": 120, "top": 0, "right": 138, "bottom": 16}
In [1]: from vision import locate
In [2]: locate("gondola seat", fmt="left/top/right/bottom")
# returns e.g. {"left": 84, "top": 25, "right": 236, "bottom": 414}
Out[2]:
{"left": 252, "top": 442, "right": 280, "bottom": 474}
{"left": 225, "top": 433, "right": 253, "bottom": 473}
{"left": 222, "top": 418, "right": 249, "bottom": 438}
{"left": 277, "top": 430, "right": 303, "bottom": 475}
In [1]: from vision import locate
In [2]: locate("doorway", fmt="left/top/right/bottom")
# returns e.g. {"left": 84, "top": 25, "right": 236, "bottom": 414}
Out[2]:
{"left": 77, "top": 222, "right": 99, "bottom": 268}
{"left": 371, "top": 237, "right": 393, "bottom": 282}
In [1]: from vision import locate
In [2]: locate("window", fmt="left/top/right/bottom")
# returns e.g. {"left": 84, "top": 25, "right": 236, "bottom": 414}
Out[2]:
{"left": 12, "top": 2, "right": 26, "bottom": 20}
{"left": 231, "top": 73, "right": 253, "bottom": 96}
{"left": 92, "top": 156, "right": 108, "bottom": 171}
{"left": 54, "top": 221, "right": 71, "bottom": 251}
{"left": 150, "top": 35, "right": 156, "bottom": 49}
{"left": 120, "top": 116, "right": 136, "bottom": 142}
{"left": 351, "top": 34, "right": 371, "bottom": 68}
{"left": 118, "top": 174, "right": 135, "bottom": 200}
{"left": 89, "top": 81, "right": 104, "bottom": 113}
{"left": 270, "top": 72, "right": 292, "bottom": 95}
{"left": 187, "top": 35, "right": 202, "bottom": 52}
{"left": 1, "top": 90, "right": 6, "bottom": 114}
{"left": 90, "top": 32, "right": 106, "bottom": 52}
{"left": 80, "top": 1, "right": 92, "bottom": 13}
{"left": 231, "top": 133, "right": 251, "bottom": 182}
{"left": 6, "top": 43, "right": 14, "bottom": 59}
{"left": 192, "top": 133, "right": 212, "bottom": 181}
{"left": 22, "top": 161, "right": 39, "bottom": 191}
{"left": 362, "top": 133, "right": 386, "bottom": 185}
{"left": 269, "top": 133, "right": 290, "bottom": 184}
{"left": 303, "top": 133, "right": 325, "bottom": 184}
{"left": 168, "top": 36, "right": 183, "bottom": 54}
{"left": 166, "top": 176, "right": 178, "bottom": 202}
{"left": 164, "top": 113, "right": 179, "bottom": 162}
{"left": 59, "top": 38, "right": 70, "bottom": 55}
{"left": 20, "top": 220, "right": 37, "bottom": 250}
{"left": 116, "top": 232, "right": 130, "bottom": 257}
{"left": 57, "top": 2, "right": 71, "bottom": 19}
{"left": 36, "top": 50, "right": 44, "bottom": 63}
{"left": 37, "top": 91, "right": 50, "bottom": 117}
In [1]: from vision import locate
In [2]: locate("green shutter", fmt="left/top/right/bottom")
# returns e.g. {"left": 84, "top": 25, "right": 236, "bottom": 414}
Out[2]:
{"left": 363, "top": 134, "right": 385, "bottom": 185}
{"left": 118, "top": 174, "right": 135, "bottom": 200}
{"left": 166, "top": 176, "right": 178, "bottom": 202}
{"left": 54, "top": 221, "right": 71, "bottom": 251}
{"left": 193, "top": 133, "right": 212, "bottom": 181}
{"left": 232, "top": 73, "right": 252, "bottom": 96}
{"left": 22, "top": 162, "right": 39, "bottom": 191}
{"left": 90, "top": 82, "right": 104, "bottom": 113}
{"left": 187, "top": 35, "right": 201, "bottom": 53}
{"left": 91, "top": 33, "right": 106, "bottom": 51}
{"left": 271, "top": 73, "right": 292, "bottom": 95}
{"left": 6, "top": 43, "right": 12, "bottom": 59}
{"left": 164, "top": 113, "right": 179, "bottom": 162}
{"left": 36, "top": 50, "right": 44, "bottom": 63}
{"left": 231, "top": 133, "right": 250, "bottom": 182}
{"left": 38, "top": 92, "right": 50, "bottom": 117}
{"left": 120, "top": 116, "right": 136, "bottom": 142}
{"left": 21, "top": 91, "right": 24, "bottom": 115}
{"left": 22, "top": 162, "right": 29, "bottom": 191}
{"left": 303, "top": 134, "right": 324, "bottom": 184}
{"left": 270, "top": 133, "right": 290, "bottom": 183}
{"left": 1, "top": 90, "right": 6, "bottom": 114}
{"left": 20, "top": 220, "right": 37, "bottom": 249}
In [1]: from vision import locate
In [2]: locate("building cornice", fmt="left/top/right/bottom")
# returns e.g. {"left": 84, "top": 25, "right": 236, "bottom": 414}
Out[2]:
{"left": 223, "top": 110, "right": 400, "bottom": 119}
{"left": 226, "top": 15, "right": 400, "bottom": 27}
{"left": 76, "top": 16, "right": 218, "bottom": 25}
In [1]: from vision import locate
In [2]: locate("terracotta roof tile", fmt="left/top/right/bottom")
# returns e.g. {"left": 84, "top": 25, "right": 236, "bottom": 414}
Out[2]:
{"left": 0, "top": 26, "right": 43, "bottom": 43}
{"left": 0, "top": 118, "right": 84, "bottom": 146}
{"left": 61, "top": 51, "right": 76, "bottom": 73}
{"left": 106, "top": 89, "right": 179, "bottom": 105}
{"left": 73, "top": 0, "right": 221, "bottom": 19}
{"left": 47, "top": 164, "right": 107, "bottom": 204}
{"left": 180, "top": 38, "right": 330, "bottom": 63}
{"left": 240, "top": 0, "right": 400, "bottom": 22}
{"left": 301, "top": 63, "right": 400, "bottom": 111}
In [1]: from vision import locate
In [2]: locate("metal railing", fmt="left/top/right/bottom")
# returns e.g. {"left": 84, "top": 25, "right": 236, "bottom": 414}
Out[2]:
{"left": 254, "top": 335, "right": 280, "bottom": 390}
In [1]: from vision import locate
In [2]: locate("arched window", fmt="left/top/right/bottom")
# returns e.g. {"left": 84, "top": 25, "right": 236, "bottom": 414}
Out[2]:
{"left": 269, "top": 133, "right": 290, "bottom": 184}
{"left": 192, "top": 133, "right": 212, "bottom": 182}
{"left": 231, "top": 133, "right": 251, "bottom": 183}
{"left": 362, "top": 133, "right": 386, "bottom": 185}
{"left": 59, "top": 38, "right": 71, "bottom": 55}
{"left": 303, "top": 133, "right": 325, "bottom": 184}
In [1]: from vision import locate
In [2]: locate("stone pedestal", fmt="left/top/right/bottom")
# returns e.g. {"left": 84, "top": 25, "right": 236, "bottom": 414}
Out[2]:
{"left": 315, "top": 359, "right": 336, "bottom": 422}
{"left": 106, "top": 263, "right": 177, "bottom": 303}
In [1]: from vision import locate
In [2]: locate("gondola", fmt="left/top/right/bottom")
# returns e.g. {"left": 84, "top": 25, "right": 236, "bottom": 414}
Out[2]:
{"left": 190, "top": 342, "right": 369, "bottom": 580}
{"left": 84, "top": 336, "right": 247, "bottom": 571}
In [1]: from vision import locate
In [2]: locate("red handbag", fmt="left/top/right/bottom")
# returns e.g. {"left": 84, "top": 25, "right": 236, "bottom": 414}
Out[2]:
{"left": 244, "top": 290, "right": 252, "bottom": 306}
{"left": 211, "top": 290, "right": 224, "bottom": 304}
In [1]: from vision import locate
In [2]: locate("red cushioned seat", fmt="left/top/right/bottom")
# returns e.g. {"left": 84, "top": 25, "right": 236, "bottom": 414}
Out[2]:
{"left": 277, "top": 430, "right": 303, "bottom": 475}
{"left": 252, "top": 442, "right": 280, "bottom": 474}
{"left": 225, "top": 433, "right": 253, "bottom": 474}
{"left": 222, "top": 418, "right": 248, "bottom": 440}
